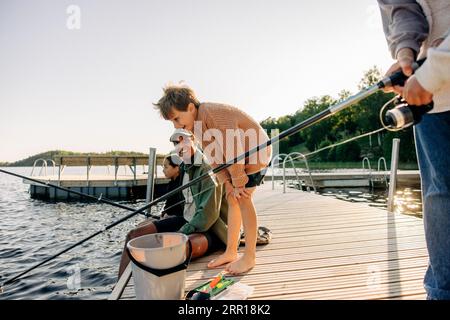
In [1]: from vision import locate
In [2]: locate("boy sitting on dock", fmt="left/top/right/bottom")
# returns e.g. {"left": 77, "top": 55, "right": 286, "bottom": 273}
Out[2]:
{"left": 118, "top": 129, "right": 228, "bottom": 278}
{"left": 154, "top": 84, "right": 271, "bottom": 274}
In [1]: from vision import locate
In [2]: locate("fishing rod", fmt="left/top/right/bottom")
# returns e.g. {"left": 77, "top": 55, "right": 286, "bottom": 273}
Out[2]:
{"left": 0, "top": 168, "right": 160, "bottom": 220}
{"left": 0, "top": 59, "right": 430, "bottom": 291}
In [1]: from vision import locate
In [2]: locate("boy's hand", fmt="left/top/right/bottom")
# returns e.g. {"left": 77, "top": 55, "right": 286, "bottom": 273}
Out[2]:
{"left": 224, "top": 181, "right": 250, "bottom": 200}
{"left": 224, "top": 181, "right": 235, "bottom": 200}
{"left": 234, "top": 186, "right": 250, "bottom": 199}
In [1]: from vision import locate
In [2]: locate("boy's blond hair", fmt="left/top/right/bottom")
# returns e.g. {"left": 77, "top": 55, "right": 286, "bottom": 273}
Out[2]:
{"left": 153, "top": 83, "right": 200, "bottom": 120}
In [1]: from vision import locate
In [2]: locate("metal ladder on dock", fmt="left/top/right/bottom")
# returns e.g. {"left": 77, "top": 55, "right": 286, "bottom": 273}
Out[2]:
{"left": 362, "top": 157, "right": 388, "bottom": 188}
{"left": 362, "top": 157, "right": 373, "bottom": 188}
{"left": 30, "top": 159, "right": 56, "bottom": 177}
{"left": 375, "top": 157, "right": 389, "bottom": 187}
{"left": 282, "top": 152, "right": 316, "bottom": 193}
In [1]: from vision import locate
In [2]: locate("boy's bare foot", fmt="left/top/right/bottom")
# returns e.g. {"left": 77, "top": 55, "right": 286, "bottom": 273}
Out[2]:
{"left": 225, "top": 254, "right": 255, "bottom": 275}
{"left": 207, "top": 252, "right": 238, "bottom": 268}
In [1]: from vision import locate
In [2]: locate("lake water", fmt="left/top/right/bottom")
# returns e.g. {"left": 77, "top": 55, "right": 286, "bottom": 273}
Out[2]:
{"left": 279, "top": 168, "right": 423, "bottom": 218}
{"left": 316, "top": 187, "right": 423, "bottom": 218}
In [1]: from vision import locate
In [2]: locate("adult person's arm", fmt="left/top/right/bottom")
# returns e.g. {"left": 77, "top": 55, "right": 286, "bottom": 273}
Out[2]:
{"left": 401, "top": 31, "right": 450, "bottom": 105}
{"left": 378, "top": 0, "right": 429, "bottom": 77}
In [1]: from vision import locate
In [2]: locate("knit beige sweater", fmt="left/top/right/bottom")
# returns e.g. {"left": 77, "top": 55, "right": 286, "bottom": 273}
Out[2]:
{"left": 415, "top": 0, "right": 450, "bottom": 113}
{"left": 194, "top": 102, "right": 272, "bottom": 188}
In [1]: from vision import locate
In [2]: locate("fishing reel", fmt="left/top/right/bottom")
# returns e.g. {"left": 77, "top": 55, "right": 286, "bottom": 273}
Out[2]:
{"left": 377, "top": 57, "right": 433, "bottom": 130}
{"left": 381, "top": 96, "right": 433, "bottom": 131}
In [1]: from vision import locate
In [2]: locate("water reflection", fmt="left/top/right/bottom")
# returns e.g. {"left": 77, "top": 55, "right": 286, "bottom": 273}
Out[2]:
{"left": 392, "top": 188, "right": 422, "bottom": 217}
{"left": 290, "top": 184, "right": 423, "bottom": 218}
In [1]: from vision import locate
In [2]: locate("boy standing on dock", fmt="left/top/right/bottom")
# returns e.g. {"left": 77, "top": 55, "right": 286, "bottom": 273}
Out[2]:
{"left": 154, "top": 84, "right": 272, "bottom": 274}
{"left": 118, "top": 129, "right": 227, "bottom": 278}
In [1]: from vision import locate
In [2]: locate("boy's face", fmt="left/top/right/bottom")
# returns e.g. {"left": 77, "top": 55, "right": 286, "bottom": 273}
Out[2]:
{"left": 167, "top": 103, "right": 197, "bottom": 132}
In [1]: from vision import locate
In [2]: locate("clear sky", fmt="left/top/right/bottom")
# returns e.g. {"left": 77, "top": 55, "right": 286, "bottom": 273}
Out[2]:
{"left": 0, "top": 0, "right": 395, "bottom": 162}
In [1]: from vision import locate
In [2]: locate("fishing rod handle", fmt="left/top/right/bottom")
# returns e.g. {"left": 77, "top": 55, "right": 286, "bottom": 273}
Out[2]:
{"left": 378, "top": 58, "right": 426, "bottom": 89}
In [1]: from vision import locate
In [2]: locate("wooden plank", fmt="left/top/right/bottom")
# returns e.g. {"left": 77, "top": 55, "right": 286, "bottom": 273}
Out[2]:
{"left": 257, "top": 208, "right": 413, "bottom": 219}
{"left": 259, "top": 212, "right": 415, "bottom": 224}
{"left": 242, "top": 267, "right": 426, "bottom": 299}
{"left": 109, "top": 264, "right": 131, "bottom": 300}
{"left": 255, "top": 279, "right": 425, "bottom": 300}
{"left": 193, "top": 239, "right": 427, "bottom": 264}
{"left": 258, "top": 214, "right": 415, "bottom": 227}
{"left": 254, "top": 234, "right": 426, "bottom": 253}
{"left": 383, "top": 293, "right": 427, "bottom": 300}
{"left": 268, "top": 224, "right": 424, "bottom": 240}
{"left": 261, "top": 221, "right": 421, "bottom": 236}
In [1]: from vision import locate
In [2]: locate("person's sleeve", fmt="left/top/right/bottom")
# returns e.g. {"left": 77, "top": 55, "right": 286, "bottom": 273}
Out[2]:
{"left": 377, "top": 0, "right": 429, "bottom": 58}
{"left": 178, "top": 173, "right": 222, "bottom": 234}
{"left": 202, "top": 108, "right": 249, "bottom": 188}
{"left": 415, "top": 31, "right": 450, "bottom": 94}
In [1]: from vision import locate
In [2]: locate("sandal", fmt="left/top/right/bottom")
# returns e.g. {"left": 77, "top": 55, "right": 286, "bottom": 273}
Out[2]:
{"left": 240, "top": 226, "right": 272, "bottom": 246}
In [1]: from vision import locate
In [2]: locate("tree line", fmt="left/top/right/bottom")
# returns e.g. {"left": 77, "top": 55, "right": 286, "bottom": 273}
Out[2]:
{"left": 260, "top": 66, "right": 418, "bottom": 167}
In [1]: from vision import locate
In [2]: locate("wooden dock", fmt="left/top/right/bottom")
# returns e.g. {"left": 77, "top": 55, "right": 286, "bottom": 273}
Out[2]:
{"left": 110, "top": 182, "right": 428, "bottom": 300}
{"left": 24, "top": 174, "right": 168, "bottom": 187}
{"left": 25, "top": 175, "right": 169, "bottom": 200}
{"left": 266, "top": 169, "right": 421, "bottom": 188}
{"left": 24, "top": 155, "right": 168, "bottom": 200}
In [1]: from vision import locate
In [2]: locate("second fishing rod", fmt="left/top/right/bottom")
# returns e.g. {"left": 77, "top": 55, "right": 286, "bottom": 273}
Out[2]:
{"left": 0, "top": 60, "right": 431, "bottom": 290}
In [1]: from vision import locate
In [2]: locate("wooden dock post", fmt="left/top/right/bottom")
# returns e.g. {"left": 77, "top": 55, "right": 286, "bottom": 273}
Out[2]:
{"left": 146, "top": 148, "right": 157, "bottom": 216}
{"left": 387, "top": 139, "right": 400, "bottom": 212}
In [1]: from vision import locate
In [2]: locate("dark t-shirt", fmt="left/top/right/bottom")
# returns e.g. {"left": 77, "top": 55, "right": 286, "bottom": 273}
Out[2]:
{"left": 161, "top": 174, "right": 184, "bottom": 217}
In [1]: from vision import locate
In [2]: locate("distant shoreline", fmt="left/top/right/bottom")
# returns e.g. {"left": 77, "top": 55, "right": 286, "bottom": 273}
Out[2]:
{"left": 0, "top": 150, "right": 149, "bottom": 167}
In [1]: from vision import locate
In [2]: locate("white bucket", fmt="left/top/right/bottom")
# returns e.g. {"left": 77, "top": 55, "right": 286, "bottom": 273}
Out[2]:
{"left": 127, "top": 233, "right": 190, "bottom": 300}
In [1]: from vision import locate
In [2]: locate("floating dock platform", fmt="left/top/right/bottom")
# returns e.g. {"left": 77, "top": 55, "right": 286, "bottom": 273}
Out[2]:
{"left": 266, "top": 169, "right": 421, "bottom": 189}
{"left": 24, "top": 155, "right": 168, "bottom": 200}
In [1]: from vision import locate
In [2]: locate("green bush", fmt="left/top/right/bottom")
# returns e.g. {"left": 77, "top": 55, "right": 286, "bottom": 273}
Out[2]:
{"left": 316, "top": 140, "right": 331, "bottom": 162}
{"left": 335, "top": 141, "right": 361, "bottom": 162}
{"left": 327, "top": 147, "right": 337, "bottom": 162}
